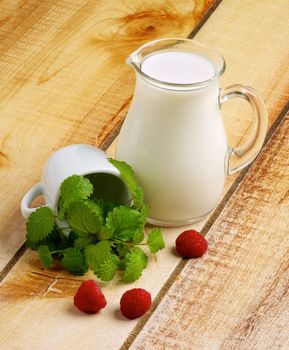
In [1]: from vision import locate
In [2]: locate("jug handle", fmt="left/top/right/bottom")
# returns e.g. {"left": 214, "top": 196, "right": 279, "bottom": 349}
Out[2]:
{"left": 219, "top": 84, "right": 268, "bottom": 175}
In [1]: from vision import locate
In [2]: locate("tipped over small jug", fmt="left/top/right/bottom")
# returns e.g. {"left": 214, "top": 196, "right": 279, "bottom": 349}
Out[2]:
{"left": 115, "top": 38, "right": 268, "bottom": 227}
{"left": 21, "top": 144, "right": 130, "bottom": 219}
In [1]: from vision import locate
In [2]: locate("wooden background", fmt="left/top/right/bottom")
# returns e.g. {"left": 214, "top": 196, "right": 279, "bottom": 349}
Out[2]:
{"left": 0, "top": 0, "right": 288, "bottom": 349}
{"left": 0, "top": 0, "right": 215, "bottom": 271}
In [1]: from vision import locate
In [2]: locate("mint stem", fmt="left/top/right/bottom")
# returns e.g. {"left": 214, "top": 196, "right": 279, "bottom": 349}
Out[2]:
{"left": 50, "top": 249, "right": 63, "bottom": 254}
{"left": 111, "top": 238, "right": 147, "bottom": 247}
{"left": 54, "top": 226, "right": 70, "bottom": 233}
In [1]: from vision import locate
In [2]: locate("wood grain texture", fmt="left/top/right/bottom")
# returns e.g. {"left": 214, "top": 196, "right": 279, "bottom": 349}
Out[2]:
{"left": 0, "top": 0, "right": 215, "bottom": 272}
{"left": 130, "top": 115, "right": 289, "bottom": 349}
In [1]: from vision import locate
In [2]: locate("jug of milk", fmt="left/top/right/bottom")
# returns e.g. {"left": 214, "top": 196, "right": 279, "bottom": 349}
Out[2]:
{"left": 115, "top": 38, "right": 268, "bottom": 226}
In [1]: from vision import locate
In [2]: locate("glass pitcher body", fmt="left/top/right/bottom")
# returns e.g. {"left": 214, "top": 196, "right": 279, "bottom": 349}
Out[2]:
{"left": 116, "top": 39, "right": 268, "bottom": 226}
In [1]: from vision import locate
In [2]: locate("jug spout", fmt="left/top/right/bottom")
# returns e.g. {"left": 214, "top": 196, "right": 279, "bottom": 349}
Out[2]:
{"left": 125, "top": 55, "right": 133, "bottom": 66}
{"left": 125, "top": 51, "right": 139, "bottom": 70}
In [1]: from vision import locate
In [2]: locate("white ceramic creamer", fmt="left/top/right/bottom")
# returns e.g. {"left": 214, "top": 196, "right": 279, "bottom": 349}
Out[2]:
{"left": 116, "top": 38, "right": 268, "bottom": 226}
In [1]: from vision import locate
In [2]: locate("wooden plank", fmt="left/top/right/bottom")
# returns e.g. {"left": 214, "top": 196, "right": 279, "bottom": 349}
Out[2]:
{"left": 1, "top": 0, "right": 289, "bottom": 349}
{"left": 0, "top": 0, "right": 215, "bottom": 271}
{"left": 129, "top": 115, "right": 289, "bottom": 349}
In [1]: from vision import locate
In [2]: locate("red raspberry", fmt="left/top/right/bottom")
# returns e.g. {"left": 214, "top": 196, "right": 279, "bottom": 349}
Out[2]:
{"left": 175, "top": 229, "right": 208, "bottom": 258}
{"left": 74, "top": 280, "right": 107, "bottom": 314}
{"left": 120, "top": 288, "right": 152, "bottom": 319}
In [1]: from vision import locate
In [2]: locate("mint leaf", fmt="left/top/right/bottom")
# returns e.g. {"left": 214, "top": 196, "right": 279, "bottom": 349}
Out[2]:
{"left": 106, "top": 206, "right": 144, "bottom": 242}
{"left": 85, "top": 241, "right": 118, "bottom": 281}
{"left": 147, "top": 228, "right": 165, "bottom": 253}
{"left": 74, "top": 235, "right": 95, "bottom": 249}
{"left": 61, "top": 248, "right": 88, "bottom": 275}
{"left": 26, "top": 237, "right": 40, "bottom": 250}
{"left": 94, "top": 198, "right": 118, "bottom": 218}
{"left": 37, "top": 245, "right": 53, "bottom": 268}
{"left": 114, "top": 243, "right": 130, "bottom": 270}
{"left": 84, "top": 241, "right": 111, "bottom": 270}
{"left": 59, "top": 175, "right": 93, "bottom": 213}
{"left": 133, "top": 187, "right": 145, "bottom": 210}
{"left": 108, "top": 159, "right": 144, "bottom": 209}
{"left": 118, "top": 258, "right": 126, "bottom": 270}
{"left": 94, "top": 254, "right": 119, "bottom": 281}
{"left": 140, "top": 204, "right": 149, "bottom": 222}
{"left": 97, "top": 226, "right": 112, "bottom": 240}
{"left": 26, "top": 207, "right": 55, "bottom": 243}
{"left": 67, "top": 200, "right": 103, "bottom": 234}
{"left": 108, "top": 159, "right": 137, "bottom": 193}
{"left": 133, "top": 229, "right": 144, "bottom": 244}
{"left": 57, "top": 197, "right": 66, "bottom": 220}
{"left": 122, "top": 247, "right": 148, "bottom": 282}
{"left": 26, "top": 229, "right": 59, "bottom": 251}
{"left": 115, "top": 242, "right": 130, "bottom": 258}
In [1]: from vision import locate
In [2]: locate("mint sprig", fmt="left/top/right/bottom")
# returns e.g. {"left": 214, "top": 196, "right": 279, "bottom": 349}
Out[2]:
{"left": 25, "top": 160, "right": 165, "bottom": 283}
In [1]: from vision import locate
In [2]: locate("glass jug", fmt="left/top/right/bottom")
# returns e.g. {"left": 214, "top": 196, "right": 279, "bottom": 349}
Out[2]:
{"left": 115, "top": 38, "right": 268, "bottom": 226}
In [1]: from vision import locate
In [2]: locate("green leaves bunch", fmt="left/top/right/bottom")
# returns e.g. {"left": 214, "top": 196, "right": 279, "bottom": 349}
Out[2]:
{"left": 25, "top": 159, "right": 165, "bottom": 282}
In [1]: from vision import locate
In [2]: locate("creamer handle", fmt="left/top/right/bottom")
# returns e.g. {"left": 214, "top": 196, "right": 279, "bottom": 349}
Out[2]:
{"left": 21, "top": 182, "right": 44, "bottom": 219}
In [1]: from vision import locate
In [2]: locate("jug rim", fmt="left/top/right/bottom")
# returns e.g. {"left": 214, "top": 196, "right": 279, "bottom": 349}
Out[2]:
{"left": 127, "top": 38, "right": 226, "bottom": 90}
